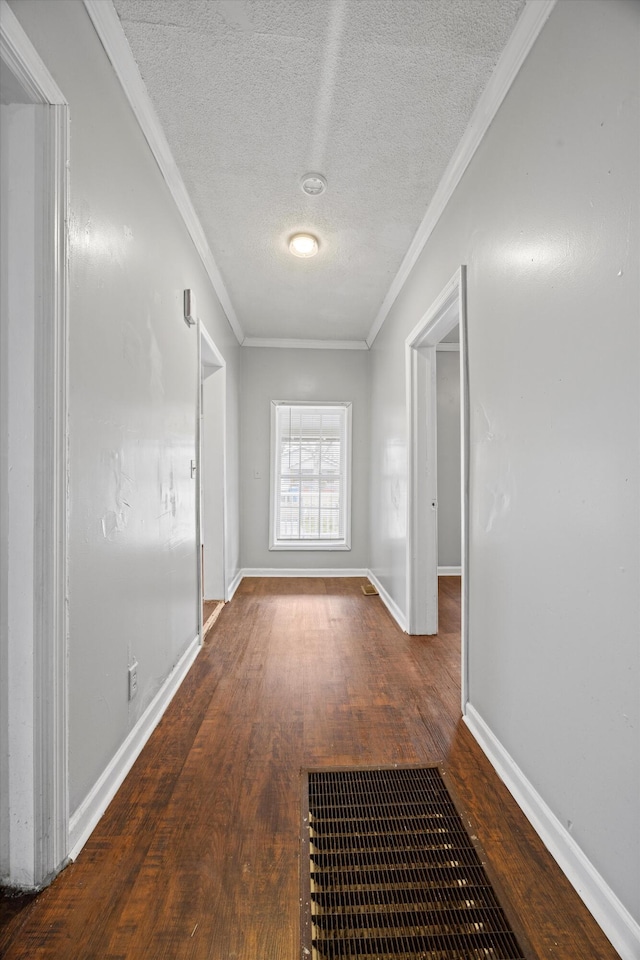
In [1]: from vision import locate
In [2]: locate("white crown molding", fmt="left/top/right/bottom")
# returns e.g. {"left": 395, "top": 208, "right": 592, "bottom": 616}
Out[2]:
{"left": 465, "top": 704, "right": 640, "bottom": 960}
{"left": 0, "top": 0, "right": 66, "bottom": 104}
{"left": 436, "top": 342, "right": 460, "bottom": 352}
{"left": 242, "top": 337, "right": 369, "bottom": 351}
{"left": 366, "top": 0, "right": 558, "bottom": 348}
{"left": 83, "top": 0, "right": 244, "bottom": 345}
{"left": 69, "top": 634, "right": 200, "bottom": 860}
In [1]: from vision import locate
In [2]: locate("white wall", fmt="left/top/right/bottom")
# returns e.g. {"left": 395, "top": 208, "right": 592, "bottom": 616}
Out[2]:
{"left": 240, "top": 347, "right": 369, "bottom": 571}
{"left": 370, "top": 0, "right": 639, "bottom": 936}
{"left": 8, "top": 0, "right": 240, "bottom": 817}
{"left": 436, "top": 351, "right": 461, "bottom": 568}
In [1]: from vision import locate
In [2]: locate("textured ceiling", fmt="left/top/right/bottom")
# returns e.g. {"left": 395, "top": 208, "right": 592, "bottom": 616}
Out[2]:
{"left": 113, "top": 0, "right": 526, "bottom": 343}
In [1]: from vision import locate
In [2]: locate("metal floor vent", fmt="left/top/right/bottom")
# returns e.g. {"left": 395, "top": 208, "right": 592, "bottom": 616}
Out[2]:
{"left": 302, "top": 766, "right": 532, "bottom": 960}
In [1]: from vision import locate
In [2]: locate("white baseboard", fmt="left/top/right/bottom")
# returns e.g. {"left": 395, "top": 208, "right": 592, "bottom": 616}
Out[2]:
{"left": 366, "top": 570, "right": 408, "bottom": 632}
{"left": 68, "top": 634, "right": 201, "bottom": 860}
{"left": 226, "top": 569, "right": 243, "bottom": 600}
{"left": 464, "top": 704, "right": 640, "bottom": 960}
{"left": 438, "top": 566, "right": 461, "bottom": 576}
{"left": 240, "top": 567, "right": 368, "bottom": 578}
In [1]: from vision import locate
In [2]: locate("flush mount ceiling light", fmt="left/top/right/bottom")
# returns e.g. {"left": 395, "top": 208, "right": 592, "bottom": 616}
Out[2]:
{"left": 300, "top": 173, "right": 327, "bottom": 196}
{"left": 289, "top": 233, "right": 319, "bottom": 258}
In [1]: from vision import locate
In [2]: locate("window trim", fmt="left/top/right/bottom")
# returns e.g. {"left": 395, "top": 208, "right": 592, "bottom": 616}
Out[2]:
{"left": 269, "top": 400, "right": 352, "bottom": 551}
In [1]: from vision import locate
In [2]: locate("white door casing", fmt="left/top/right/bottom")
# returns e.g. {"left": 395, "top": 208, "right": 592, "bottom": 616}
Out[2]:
{"left": 0, "top": 0, "right": 69, "bottom": 889}
{"left": 405, "top": 266, "right": 469, "bottom": 707}
{"left": 197, "top": 319, "right": 227, "bottom": 637}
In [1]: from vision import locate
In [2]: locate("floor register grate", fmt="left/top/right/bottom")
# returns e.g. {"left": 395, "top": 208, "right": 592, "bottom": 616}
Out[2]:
{"left": 301, "top": 766, "right": 534, "bottom": 960}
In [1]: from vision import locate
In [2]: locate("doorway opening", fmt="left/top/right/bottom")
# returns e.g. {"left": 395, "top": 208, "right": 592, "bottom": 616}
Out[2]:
{"left": 405, "top": 266, "right": 469, "bottom": 708}
{"left": 436, "top": 332, "right": 462, "bottom": 579}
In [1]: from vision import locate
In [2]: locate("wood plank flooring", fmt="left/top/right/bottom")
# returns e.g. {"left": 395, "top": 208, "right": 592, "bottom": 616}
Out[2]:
{"left": 0, "top": 577, "right": 620, "bottom": 959}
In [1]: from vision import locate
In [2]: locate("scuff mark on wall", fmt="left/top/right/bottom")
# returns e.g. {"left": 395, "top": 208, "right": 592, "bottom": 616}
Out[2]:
{"left": 122, "top": 311, "right": 165, "bottom": 402}
{"left": 484, "top": 476, "right": 513, "bottom": 534}
{"left": 101, "top": 511, "right": 118, "bottom": 540}
{"left": 475, "top": 403, "right": 495, "bottom": 443}
{"left": 384, "top": 438, "right": 406, "bottom": 539}
{"left": 473, "top": 403, "right": 514, "bottom": 534}
{"left": 100, "top": 449, "right": 134, "bottom": 541}
{"left": 166, "top": 464, "right": 177, "bottom": 519}
{"left": 146, "top": 313, "right": 165, "bottom": 403}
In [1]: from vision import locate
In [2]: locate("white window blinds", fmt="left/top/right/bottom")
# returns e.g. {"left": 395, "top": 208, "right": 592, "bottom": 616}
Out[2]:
{"left": 271, "top": 403, "right": 351, "bottom": 549}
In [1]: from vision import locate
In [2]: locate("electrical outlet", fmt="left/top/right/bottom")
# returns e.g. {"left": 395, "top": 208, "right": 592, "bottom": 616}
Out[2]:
{"left": 128, "top": 661, "right": 138, "bottom": 701}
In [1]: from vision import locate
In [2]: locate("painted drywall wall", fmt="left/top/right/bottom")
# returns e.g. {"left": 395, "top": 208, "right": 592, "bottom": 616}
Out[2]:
{"left": 436, "top": 351, "right": 461, "bottom": 568}
{"left": 8, "top": 0, "right": 240, "bottom": 815}
{"left": 240, "top": 348, "right": 369, "bottom": 571}
{"left": 369, "top": 0, "right": 639, "bottom": 932}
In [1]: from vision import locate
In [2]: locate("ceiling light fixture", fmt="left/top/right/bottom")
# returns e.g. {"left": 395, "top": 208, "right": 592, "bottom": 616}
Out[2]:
{"left": 289, "top": 233, "right": 319, "bottom": 258}
{"left": 300, "top": 173, "right": 327, "bottom": 196}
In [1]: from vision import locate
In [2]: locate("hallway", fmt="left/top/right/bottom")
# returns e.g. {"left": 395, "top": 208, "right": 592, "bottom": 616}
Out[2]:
{"left": 0, "top": 579, "right": 620, "bottom": 958}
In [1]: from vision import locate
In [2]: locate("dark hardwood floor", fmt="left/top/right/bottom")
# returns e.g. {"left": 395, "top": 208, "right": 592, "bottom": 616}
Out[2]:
{"left": 0, "top": 577, "right": 619, "bottom": 958}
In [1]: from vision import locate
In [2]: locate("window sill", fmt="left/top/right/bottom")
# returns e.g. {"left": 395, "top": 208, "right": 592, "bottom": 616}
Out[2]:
{"left": 269, "top": 542, "right": 351, "bottom": 551}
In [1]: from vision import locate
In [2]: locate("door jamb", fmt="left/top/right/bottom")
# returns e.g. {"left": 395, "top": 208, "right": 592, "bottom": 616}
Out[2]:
{"left": 197, "top": 321, "right": 226, "bottom": 645}
{"left": 0, "top": 0, "right": 69, "bottom": 888}
{"left": 405, "top": 265, "right": 470, "bottom": 708}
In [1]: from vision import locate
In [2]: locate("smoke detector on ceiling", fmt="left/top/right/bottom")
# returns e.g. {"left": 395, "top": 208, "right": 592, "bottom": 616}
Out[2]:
{"left": 300, "top": 173, "right": 327, "bottom": 197}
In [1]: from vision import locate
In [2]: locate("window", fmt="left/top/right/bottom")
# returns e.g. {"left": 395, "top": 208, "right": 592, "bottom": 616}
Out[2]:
{"left": 270, "top": 402, "right": 352, "bottom": 550}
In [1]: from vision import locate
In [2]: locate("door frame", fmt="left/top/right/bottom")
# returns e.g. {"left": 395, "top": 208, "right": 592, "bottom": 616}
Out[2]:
{"left": 197, "top": 320, "right": 226, "bottom": 642}
{"left": 405, "top": 266, "right": 470, "bottom": 707}
{"left": 0, "top": 1, "right": 69, "bottom": 888}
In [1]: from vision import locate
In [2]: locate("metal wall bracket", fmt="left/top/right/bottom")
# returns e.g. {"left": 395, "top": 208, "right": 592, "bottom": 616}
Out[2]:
{"left": 184, "top": 289, "right": 196, "bottom": 327}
